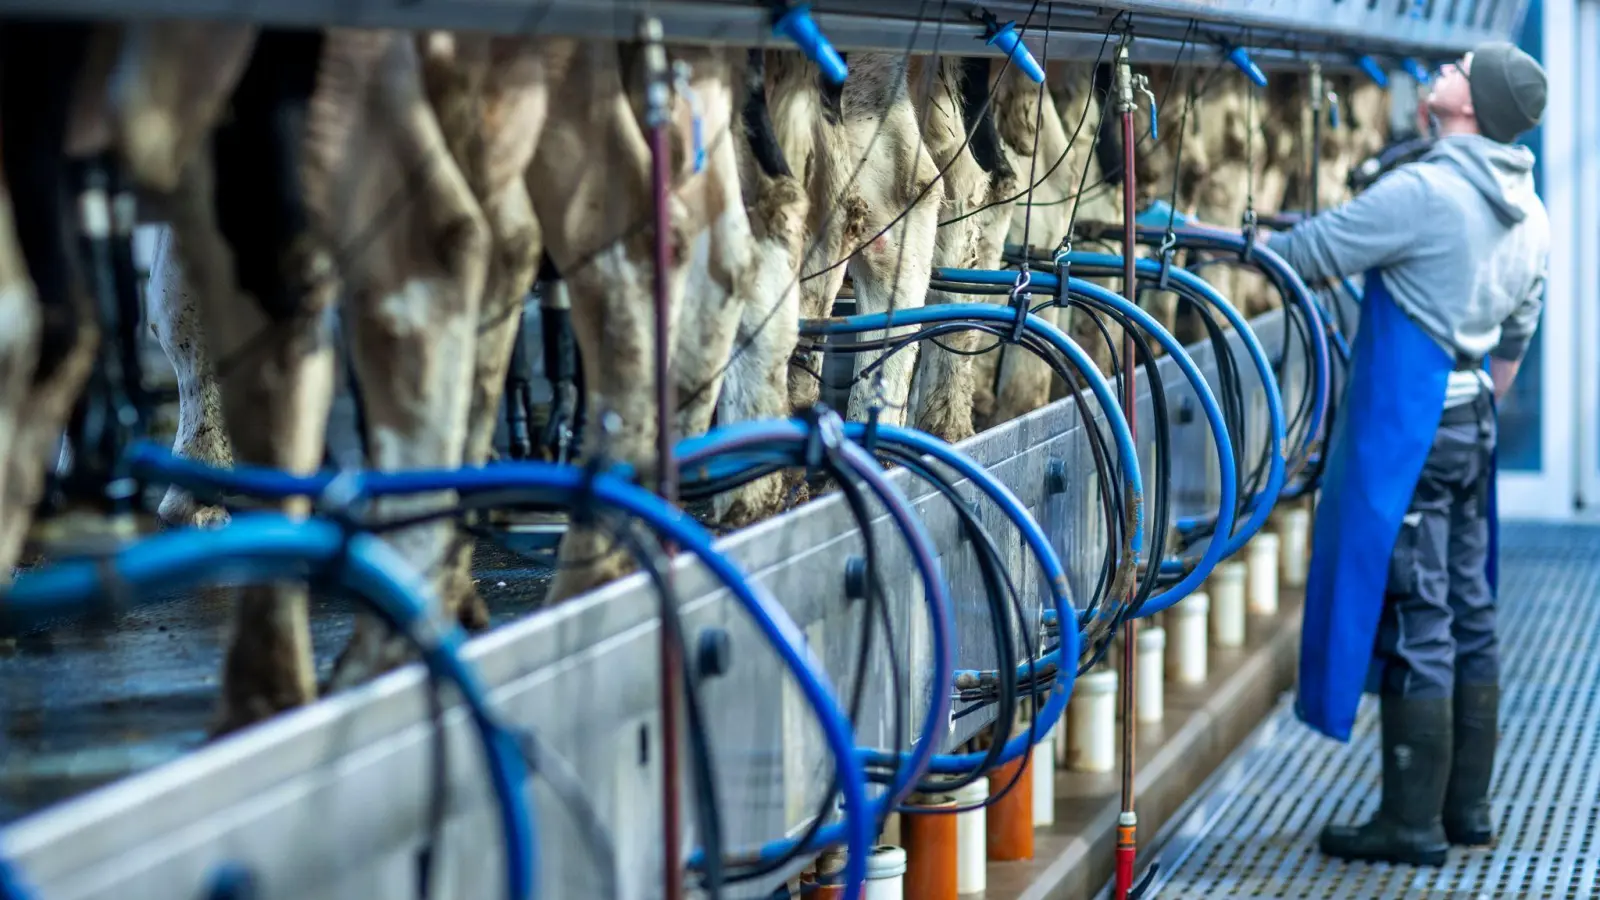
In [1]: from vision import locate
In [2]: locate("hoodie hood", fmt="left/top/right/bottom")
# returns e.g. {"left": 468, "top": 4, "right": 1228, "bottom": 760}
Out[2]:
{"left": 1424, "top": 133, "right": 1539, "bottom": 225}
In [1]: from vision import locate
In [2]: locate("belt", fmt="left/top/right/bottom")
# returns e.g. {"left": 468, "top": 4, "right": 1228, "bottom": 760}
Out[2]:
{"left": 1440, "top": 384, "right": 1493, "bottom": 425}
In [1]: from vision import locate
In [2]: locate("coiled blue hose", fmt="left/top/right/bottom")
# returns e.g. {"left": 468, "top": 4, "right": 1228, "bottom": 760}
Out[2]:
{"left": 1061, "top": 253, "right": 1288, "bottom": 559}
{"left": 680, "top": 421, "right": 1080, "bottom": 776}
{"left": 895, "top": 281, "right": 1238, "bottom": 616}
{"left": 800, "top": 304, "right": 1147, "bottom": 575}
{"left": 18, "top": 447, "right": 875, "bottom": 900}
{"left": 675, "top": 419, "right": 954, "bottom": 846}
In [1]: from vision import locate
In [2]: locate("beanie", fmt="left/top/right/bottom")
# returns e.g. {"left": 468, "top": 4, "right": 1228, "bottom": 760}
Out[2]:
{"left": 1468, "top": 41, "right": 1548, "bottom": 143}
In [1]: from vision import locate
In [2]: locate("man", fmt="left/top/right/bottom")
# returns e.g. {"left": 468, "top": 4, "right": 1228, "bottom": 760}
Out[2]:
{"left": 1264, "top": 42, "right": 1549, "bottom": 866}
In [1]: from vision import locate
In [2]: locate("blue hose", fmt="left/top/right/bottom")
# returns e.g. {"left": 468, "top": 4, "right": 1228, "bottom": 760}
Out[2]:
{"left": 0, "top": 855, "right": 33, "bottom": 900}
{"left": 1114, "top": 225, "right": 1332, "bottom": 467}
{"left": 1060, "top": 252, "right": 1287, "bottom": 559}
{"left": 675, "top": 420, "right": 953, "bottom": 875}
{"left": 681, "top": 420, "right": 1081, "bottom": 775}
{"left": 25, "top": 449, "right": 875, "bottom": 900}
{"left": 898, "top": 280, "right": 1238, "bottom": 616}
{"left": 800, "top": 304, "right": 1146, "bottom": 568}
{"left": 5, "top": 516, "right": 537, "bottom": 900}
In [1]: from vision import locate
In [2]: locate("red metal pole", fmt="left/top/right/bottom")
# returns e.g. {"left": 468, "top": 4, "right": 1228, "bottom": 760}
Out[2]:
{"left": 1114, "top": 38, "right": 1142, "bottom": 900}
{"left": 642, "top": 17, "right": 683, "bottom": 900}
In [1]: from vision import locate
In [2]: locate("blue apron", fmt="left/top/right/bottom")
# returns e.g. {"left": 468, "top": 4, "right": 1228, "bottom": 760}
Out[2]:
{"left": 1294, "top": 270, "right": 1500, "bottom": 742}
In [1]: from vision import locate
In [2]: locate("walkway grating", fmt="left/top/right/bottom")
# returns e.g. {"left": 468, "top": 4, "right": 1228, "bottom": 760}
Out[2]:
{"left": 1144, "top": 522, "right": 1600, "bottom": 900}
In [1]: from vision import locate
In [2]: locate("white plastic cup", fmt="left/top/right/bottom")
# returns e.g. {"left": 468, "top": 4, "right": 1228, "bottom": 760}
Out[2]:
{"left": 1248, "top": 533, "right": 1281, "bottom": 616}
{"left": 1032, "top": 723, "right": 1057, "bottom": 826}
{"left": 1210, "top": 561, "right": 1248, "bottom": 648}
{"left": 1067, "top": 668, "right": 1119, "bottom": 773}
{"left": 1170, "top": 592, "right": 1209, "bottom": 686}
{"left": 1281, "top": 508, "right": 1311, "bottom": 587}
{"left": 954, "top": 777, "right": 989, "bottom": 895}
{"left": 1136, "top": 626, "right": 1166, "bottom": 724}
{"left": 866, "top": 845, "right": 907, "bottom": 900}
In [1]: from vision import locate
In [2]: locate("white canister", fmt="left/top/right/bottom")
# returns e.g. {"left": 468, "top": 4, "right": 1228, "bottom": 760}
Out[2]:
{"left": 1032, "top": 724, "right": 1057, "bottom": 826}
{"left": 1281, "top": 507, "right": 1311, "bottom": 587}
{"left": 1248, "top": 533, "right": 1280, "bottom": 616}
{"left": 1210, "top": 561, "right": 1248, "bottom": 648}
{"left": 1066, "top": 668, "right": 1119, "bottom": 773}
{"left": 1136, "top": 626, "right": 1166, "bottom": 724}
{"left": 953, "top": 777, "right": 989, "bottom": 895}
{"left": 865, "top": 844, "right": 907, "bottom": 900}
{"left": 1169, "top": 592, "right": 1209, "bottom": 686}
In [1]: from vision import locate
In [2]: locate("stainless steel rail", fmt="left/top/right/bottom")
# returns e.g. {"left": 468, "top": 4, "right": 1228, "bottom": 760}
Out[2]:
{"left": 0, "top": 0, "right": 1527, "bottom": 62}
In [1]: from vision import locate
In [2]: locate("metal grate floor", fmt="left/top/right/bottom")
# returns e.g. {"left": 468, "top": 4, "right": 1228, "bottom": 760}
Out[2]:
{"left": 1146, "top": 522, "right": 1600, "bottom": 900}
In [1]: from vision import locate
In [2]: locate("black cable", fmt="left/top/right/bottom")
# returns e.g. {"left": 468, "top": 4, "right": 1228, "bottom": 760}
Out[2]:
{"left": 610, "top": 523, "right": 724, "bottom": 899}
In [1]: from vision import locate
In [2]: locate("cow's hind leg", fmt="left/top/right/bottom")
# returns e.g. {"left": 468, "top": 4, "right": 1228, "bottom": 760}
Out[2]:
{"left": 0, "top": 22, "right": 101, "bottom": 573}
{"left": 316, "top": 33, "right": 492, "bottom": 689}
{"left": 431, "top": 37, "right": 551, "bottom": 633}
{"left": 176, "top": 29, "right": 334, "bottom": 732}
{"left": 145, "top": 226, "right": 232, "bottom": 528}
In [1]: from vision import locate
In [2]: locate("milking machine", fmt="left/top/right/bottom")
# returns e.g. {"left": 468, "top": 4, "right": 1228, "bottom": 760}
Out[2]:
{"left": 0, "top": 0, "right": 1462, "bottom": 892}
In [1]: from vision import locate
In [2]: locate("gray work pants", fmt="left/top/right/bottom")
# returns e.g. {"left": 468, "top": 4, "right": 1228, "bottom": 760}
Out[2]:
{"left": 1372, "top": 388, "right": 1499, "bottom": 697}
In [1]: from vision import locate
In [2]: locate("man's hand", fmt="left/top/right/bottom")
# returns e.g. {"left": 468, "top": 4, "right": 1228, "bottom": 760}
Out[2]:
{"left": 1491, "top": 357, "right": 1520, "bottom": 403}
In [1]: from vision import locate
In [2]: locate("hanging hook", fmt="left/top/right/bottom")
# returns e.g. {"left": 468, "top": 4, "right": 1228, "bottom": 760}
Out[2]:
{"left": 1007, "top": 264, "right": 1034, "bottom": 342}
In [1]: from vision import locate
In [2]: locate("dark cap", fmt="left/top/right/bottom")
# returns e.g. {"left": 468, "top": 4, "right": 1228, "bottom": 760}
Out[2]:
{"left": 1468, "top": 41, "right": 1548, "bottom": 143}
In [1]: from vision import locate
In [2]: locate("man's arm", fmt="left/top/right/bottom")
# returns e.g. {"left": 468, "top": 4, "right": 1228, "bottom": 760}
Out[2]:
{"left": 1265, "top": 169, "right": 1431, "bottom": 285}
{"left": 1490, "top": 267, "right": 1548, "bottom": 402}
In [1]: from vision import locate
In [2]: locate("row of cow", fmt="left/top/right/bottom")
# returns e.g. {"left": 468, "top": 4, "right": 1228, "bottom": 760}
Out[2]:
{"left": 0, "top": 23, "right": 1388, "bottom": 734}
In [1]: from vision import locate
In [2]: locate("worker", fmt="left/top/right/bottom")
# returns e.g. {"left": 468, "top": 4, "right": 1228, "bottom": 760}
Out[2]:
{"left": 1262, "top": 42, "right": 1549, "bottom": 866}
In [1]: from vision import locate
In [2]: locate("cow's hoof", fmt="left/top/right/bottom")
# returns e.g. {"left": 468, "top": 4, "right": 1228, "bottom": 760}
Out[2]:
{"left": 455, "top": 582, "right": 492, "bottom": 632}
{"left": 159, "top": 487, "right": 231, "bottom": 530}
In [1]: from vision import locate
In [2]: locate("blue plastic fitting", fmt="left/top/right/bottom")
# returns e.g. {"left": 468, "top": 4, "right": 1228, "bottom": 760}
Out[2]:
{"left": 773, "top": 5, "right": 848, "bottom": 86}
{"left": 1355, "top": 55, "right": 1389, "bottom": 88}
{"left": 1226, "top": 45, "right": 1268, "bottom": 87}
{"left": 1402, "top": 57, "right": 1431, "bottom": 84}
{"left": 984, "top": 22, "right": 1046, "bottom": 84}
{"left": 1135, "top": 198, "right": 1191, "bottom": 229}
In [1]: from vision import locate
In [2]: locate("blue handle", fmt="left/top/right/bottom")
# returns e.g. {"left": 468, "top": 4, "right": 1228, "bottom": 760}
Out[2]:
{"left": 985, "top": 22, "right": 1046, "bottom": 84}
{"left": 1356, "top": 55, "right": 1389, "bottom": 88}
{"left": 1227, "top": 45, "right": 1268, "bottom": 87}
{"left": 773, "top": 5, "right": 848, "bottom": 86}
{"left": 1402, "top": 57, "right": 1431, "bottom": 84}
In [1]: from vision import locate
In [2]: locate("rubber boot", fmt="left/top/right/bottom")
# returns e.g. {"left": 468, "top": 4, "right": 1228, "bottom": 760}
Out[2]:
{"left": 1444, "top": 683, "right": 1499, "bottom": 845}
{"left": 1319, "top": 695, "right": 1452, "bottom": 866}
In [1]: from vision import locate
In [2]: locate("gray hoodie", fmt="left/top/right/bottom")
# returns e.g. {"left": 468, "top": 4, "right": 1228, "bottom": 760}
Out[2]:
{"left": 1267, "top": 134, "right": 1549, "bottom": 406}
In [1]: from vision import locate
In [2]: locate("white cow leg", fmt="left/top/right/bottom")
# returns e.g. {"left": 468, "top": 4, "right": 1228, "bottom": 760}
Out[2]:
{"left": 145, "top": 225, "right": 233, "bottom": 528}
{"left": 314, "top": 32, "right": 491, "bottom": 690}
